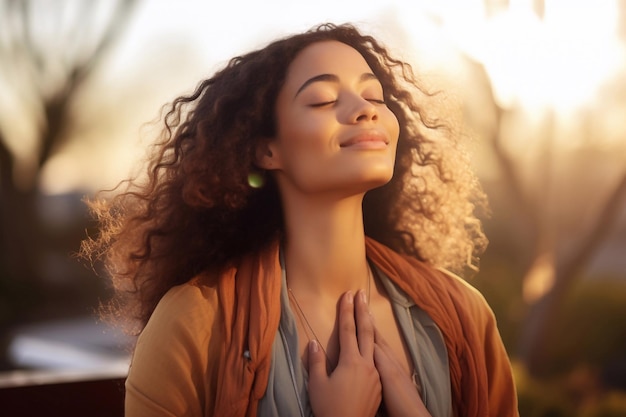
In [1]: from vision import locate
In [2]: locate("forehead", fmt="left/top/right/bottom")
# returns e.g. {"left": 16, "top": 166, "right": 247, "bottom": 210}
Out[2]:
{"left": 283, "top": 41, "right": 374, "bottom": 88}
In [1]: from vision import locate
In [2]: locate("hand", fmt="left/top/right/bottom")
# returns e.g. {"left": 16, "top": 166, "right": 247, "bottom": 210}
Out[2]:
{"left": 308, "top": 290, "right": 382, "bottom": 417}
{"left": 374, "top": 328, "right": 432, "bottom": 417}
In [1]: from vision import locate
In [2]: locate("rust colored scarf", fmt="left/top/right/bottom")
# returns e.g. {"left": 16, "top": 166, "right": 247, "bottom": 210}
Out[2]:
{"left": 212, "top": 238, "right": 518, "bottom": 417}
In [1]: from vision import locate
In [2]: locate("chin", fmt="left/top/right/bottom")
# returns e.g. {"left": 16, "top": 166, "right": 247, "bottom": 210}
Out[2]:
{"left": 368, "top": 166, "right": 395, "bottom": 183}
{"left": 355, "top": 170, "right": 394, "bottom": 192}
{"left": 367, "top": 177, "right": 393, "bottom": 191}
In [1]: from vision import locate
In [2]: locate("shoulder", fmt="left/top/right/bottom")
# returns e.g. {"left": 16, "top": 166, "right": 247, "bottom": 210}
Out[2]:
{"left": 367, "top": 237, "right": 495, "bottom": 323}
{"left": 435, "top": 271, "right": 518, "bottom": 415}
{"left": 141, "top": 277, "right": 221, "bottom": 345}
{"left": 129, "top": 273, "right": 225, "bottom": 373}
{"left": 437, "top": 268, "right": 497, "bottom": 332}
{"left": 435, "top": 267, "right": 493, "bottom": 316}
{"left": 154, "top": 278, "right": 220, "bottom": 321}
{"left": 126, "top": 277, "right": 223, "bottom": 416}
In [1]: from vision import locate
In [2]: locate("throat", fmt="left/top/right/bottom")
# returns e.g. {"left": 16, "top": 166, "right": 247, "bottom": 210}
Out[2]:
{"left": 287, "top": 266, "right": 373, "bottom": 372}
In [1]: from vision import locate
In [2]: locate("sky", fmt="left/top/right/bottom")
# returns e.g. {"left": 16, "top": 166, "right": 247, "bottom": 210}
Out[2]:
{"left": 26, "top": 0, "right": 624, "bottom": 195}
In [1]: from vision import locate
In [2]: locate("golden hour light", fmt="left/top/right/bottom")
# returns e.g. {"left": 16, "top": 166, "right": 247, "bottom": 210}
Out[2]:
{"left": 429, "top": 0, "right": 621, "bottom": 113}
{"left": 1, "top": 2, "right": 625, "bottom": 416}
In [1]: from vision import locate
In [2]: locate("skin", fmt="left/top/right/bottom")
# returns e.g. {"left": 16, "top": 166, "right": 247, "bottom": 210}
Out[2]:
{"left": 374, "top": 328, "right": 432, "bottom": 417}
{"left": 258, "top": 41, "right": 431, "bottom": 417}
{"left": 308, "top": 290, "right": 381, "bottom": 417}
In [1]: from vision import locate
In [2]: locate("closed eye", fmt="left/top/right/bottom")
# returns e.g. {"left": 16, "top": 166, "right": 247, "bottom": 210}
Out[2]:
{"left": 309, "top": 101, "right": 336, "bottom": 108}
{"left": 309, "top": 98, "right": 385, "bottom": 107}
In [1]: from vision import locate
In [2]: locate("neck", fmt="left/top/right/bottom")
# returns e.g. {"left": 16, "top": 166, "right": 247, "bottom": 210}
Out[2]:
{"left": 281, "top": 193, "right": 370, "bottom": 300}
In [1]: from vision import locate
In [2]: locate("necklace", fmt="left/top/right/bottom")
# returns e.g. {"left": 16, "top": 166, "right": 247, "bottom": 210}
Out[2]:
{"left": 287, "top": 266, "right": 373, "bottom": 365}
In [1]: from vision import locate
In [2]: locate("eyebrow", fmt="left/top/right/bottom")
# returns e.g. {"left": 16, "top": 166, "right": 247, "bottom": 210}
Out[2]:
{"left": 294, "top": 72, "right": 379, "bottom": 98}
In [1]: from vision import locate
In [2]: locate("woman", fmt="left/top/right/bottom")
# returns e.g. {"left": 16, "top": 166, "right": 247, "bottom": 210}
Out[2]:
{"left": 83, "top": 23, "right": 518, "bottom": 417}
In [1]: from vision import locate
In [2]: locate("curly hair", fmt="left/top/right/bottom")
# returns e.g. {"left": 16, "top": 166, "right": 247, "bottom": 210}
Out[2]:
{"left": 82, "top": 23, "right": 488, "bottom": 333}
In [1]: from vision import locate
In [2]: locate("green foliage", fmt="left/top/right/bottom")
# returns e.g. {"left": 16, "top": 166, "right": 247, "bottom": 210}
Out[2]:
{"left": 545, "top": 279, "right": 626, "bottom": 373}
{"left": 514, "top": 362, "right": 626, "bottom": 417}
{"left": 476, "top": 245, "right": 626, "bottom": 416}
{"left": 515, "top": 362, "right": 575, "bottom": 417}
{"left": 472, "top": 250, "right": 526, "bottom": 351}
{"left": 579, "top": 392, "right": 626, "bottom": 417}
{"left": 475, "top": 250, "right": 626, "bottom": 376}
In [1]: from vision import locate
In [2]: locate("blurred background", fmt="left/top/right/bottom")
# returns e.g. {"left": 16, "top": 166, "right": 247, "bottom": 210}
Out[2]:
{"left": 0, "top": 0, "right": 625, "bottom": 415}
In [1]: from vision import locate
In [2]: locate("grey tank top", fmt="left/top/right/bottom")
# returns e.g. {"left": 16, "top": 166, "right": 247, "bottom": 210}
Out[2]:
{"left": 257, "top": 261, "right": 452, "bottom": 417}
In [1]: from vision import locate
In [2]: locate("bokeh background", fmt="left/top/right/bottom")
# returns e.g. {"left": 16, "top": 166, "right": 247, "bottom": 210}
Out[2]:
{"left": 1, "top": 0, "right": 625, "bottom": 415}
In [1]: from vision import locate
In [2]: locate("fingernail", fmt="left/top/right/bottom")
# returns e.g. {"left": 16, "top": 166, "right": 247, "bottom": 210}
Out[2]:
{"left": 360, "top": 289, "right": 367, "bottom": 303}
{"left": 310, "top": 340, "right": 319, "bottom": 353}
{"left": 346, "top": 291, "right": 353, "bottom": 304}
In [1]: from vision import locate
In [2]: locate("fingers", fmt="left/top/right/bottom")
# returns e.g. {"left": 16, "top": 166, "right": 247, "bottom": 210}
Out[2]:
{"left": 338, "top": 290, "right": 376, "bottom": 361}
{"left": 374, "top": 327, "right": 405, "bottom": 377}
{"left": 374, "top": 340, "right": 431, "bottom": 417}
{"left": 374, "top": 331, "right": 431, "bottom": 416}
{"left": 374, "top": 343, "right": 401, "bottom": 377}
{"left": 374, "top": 327, "right": 390, "bottom": 350}
{"left": 337, "top": 291, "right": 358, "bottom": 360}
{"left": 308, "top": 340, "right": 328, "bottom": 381}
{"left": 355, "top": 289, "right": 375, "bottom": 358}
{"left": 373, "top": 329, "right": 397, "bottom": 375}
{"left": 373, "top": 344, "right": 393, "bottom": 376}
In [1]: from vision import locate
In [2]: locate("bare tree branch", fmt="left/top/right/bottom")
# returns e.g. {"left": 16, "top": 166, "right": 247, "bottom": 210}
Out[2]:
{"left": 72, "top": 0, "right": 138, "bottom": 87}
{"left": 0, "top": 0, "right": 140, "bottom": 334}
{"left": 15, "top": 0, "right": 140, "bottom": 171}
{"left": 490, "top": 107, "right": 542, "bottom": 244}
{"left": 523, "top": 169, "right": 626, "bottom": 375}
{"left": 0, "top": 131, "right": 14, "bottom": 192}
{"left": 560, "top": 171, "right": 626, "bottom": 284}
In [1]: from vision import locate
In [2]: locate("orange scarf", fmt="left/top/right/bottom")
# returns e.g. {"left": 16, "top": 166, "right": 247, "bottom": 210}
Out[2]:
{"left": 212, "top": 238, "right": 518, "bottom": 417}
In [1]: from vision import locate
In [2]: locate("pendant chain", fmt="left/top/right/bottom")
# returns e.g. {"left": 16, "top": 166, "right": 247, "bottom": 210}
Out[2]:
{"left": 287, "top": 266, "right": 373, "bottom": 365}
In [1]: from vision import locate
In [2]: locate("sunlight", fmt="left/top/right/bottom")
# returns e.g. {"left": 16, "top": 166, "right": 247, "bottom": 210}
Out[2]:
{"left": 437, "top": 0, "right": 621, "bottom": 113}
{"left": 523, "top": 251, "right": 556, "bottom": 303}
{"left": 26, "top": 0, "right": 624, "bottom": 195}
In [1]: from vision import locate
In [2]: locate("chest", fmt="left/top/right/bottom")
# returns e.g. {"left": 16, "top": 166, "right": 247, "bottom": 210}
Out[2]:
{"left": 292, "top": 293, "right": 414, "bottom": 377}
{"left": 263, "top": 285, "right": 453, "bottom": 417}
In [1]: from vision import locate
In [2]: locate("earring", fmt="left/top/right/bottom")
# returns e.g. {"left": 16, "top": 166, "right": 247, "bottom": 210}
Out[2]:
{"left": 247, "top": 169, "right": 265, "bottom": 189}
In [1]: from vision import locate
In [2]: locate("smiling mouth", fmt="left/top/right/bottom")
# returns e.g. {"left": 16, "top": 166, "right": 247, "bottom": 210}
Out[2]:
{"left": 340, "top": 132, "right": 389, "bottom": 147}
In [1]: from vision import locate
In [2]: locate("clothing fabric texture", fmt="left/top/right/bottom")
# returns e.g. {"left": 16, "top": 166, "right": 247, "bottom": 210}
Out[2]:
{"left": 125, "top": 237, "right": 519, "bottom": 417}
{"left": 257, "top": 255, "right": 452, "bottom": 417}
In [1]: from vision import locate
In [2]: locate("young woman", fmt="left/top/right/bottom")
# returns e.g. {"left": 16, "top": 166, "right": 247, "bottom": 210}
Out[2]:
{"left": 84, "top": 23, "right": 518, "bottom": 417}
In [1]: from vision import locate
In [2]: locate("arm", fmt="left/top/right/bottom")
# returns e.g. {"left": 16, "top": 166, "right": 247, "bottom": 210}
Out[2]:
{"left": 479, "top": 300, "right": 519, "bottom": 417}
{"left": 449, "top": 270, "right": 519, "bottom": 417}
{"left": 125, "top": 284, "right": 221, "bottom": 417}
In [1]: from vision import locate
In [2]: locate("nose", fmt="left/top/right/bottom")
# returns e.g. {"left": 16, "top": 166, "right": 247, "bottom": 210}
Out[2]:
{"left": 349, "top": 97, "right": 378, "bottom": 124}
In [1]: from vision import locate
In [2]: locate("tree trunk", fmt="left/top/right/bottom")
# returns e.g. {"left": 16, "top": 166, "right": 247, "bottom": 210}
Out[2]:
{"left": 519, "top": 174, "right": 626, "bottom": 376}
{"left": 0, "top": 138, "right": 43, "bottom": 330}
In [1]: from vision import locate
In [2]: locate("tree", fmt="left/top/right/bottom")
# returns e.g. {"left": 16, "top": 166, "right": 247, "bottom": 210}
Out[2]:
{"left": 0, "top": 0, "right": 138, "bottom": 331}
{"left": 384, "top": 2, "right": 626, "bottom": 380}
{"left": 487, "top": 92, "right": 626, "bottom": 376}
{"left": 470, "top": 1, "right": 626, "bottom": 376}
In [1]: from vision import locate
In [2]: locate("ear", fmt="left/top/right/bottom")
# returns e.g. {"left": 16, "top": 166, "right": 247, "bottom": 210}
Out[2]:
{"left": 254, "top": 138, "right": 281, "bottom": 170}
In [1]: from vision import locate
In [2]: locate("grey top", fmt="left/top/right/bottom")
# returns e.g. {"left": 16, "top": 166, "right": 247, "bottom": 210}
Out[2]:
{"left": 258, "top": 262, "right": 452, "bottom": 417}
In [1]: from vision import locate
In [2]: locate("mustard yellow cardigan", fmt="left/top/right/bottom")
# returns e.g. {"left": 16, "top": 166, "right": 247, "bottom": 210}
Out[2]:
{"left": 126, "top": 237, "right": 518, "bottom": 417}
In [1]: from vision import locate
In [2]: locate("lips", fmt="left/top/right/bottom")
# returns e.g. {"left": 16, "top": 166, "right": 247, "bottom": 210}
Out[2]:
{"left": 340, "top": 131, "right": 389, "bottom": 147}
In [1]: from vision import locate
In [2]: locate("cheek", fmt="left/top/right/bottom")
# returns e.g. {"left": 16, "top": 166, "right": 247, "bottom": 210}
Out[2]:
{"left": 272, "top": 117, "right": 326, "bottom": 178}
{"left": 386, "top": 109, "right": 400, "bottom": 141}
{"left": 278, "top": 111, "right": 333, "bottom": 152}
{"left": 383, "top": 110, "right": 400, "bottom": 164}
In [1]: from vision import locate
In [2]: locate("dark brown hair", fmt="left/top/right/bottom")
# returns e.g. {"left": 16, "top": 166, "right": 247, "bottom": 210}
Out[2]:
{"left": 82, "top": 23, "right": 487, "bottom": 333}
